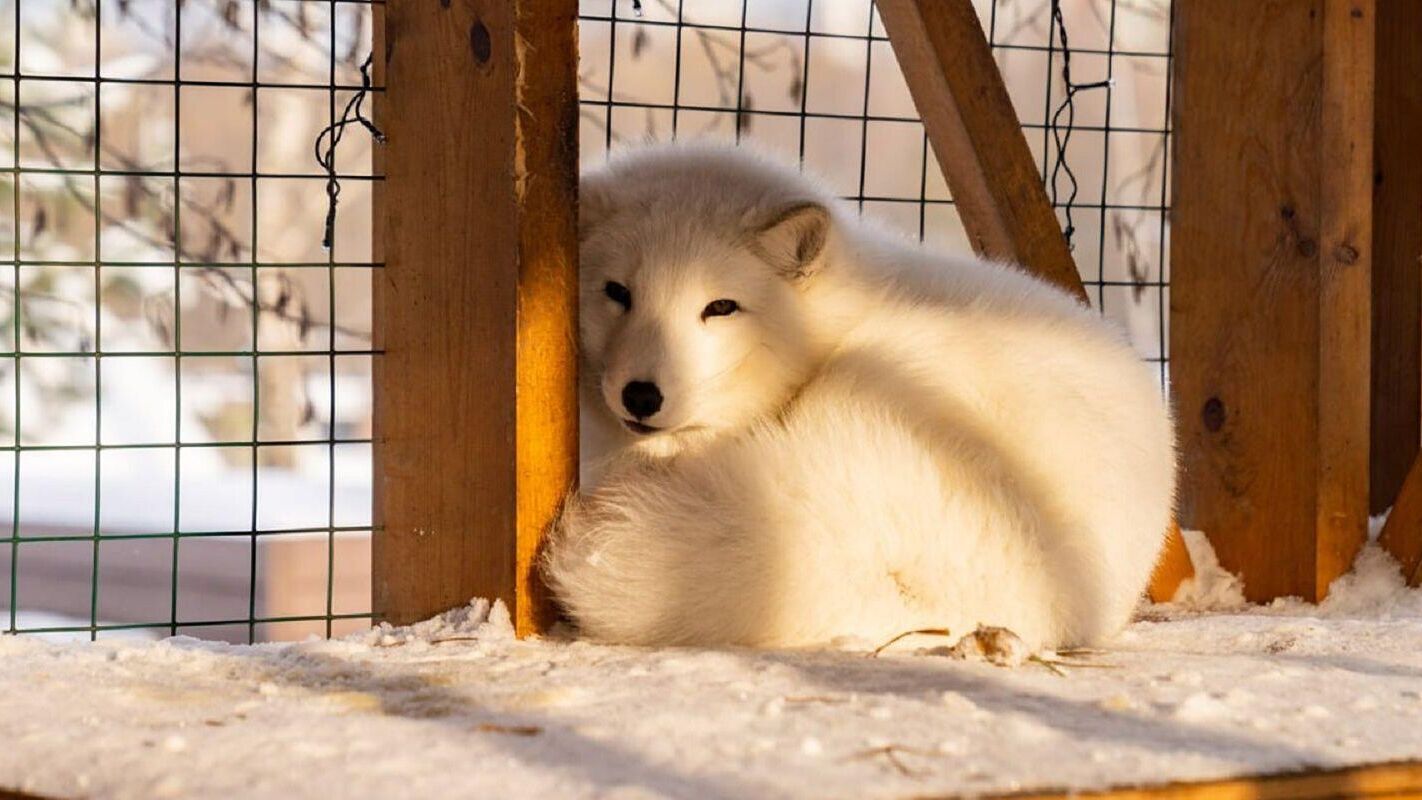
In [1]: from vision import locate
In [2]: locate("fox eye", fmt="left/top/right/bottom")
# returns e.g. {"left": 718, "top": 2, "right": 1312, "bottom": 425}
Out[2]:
{"left": 604, "top": 281, "right": 632, "bottom": 311}
{"left": 701, "top": 299, "right": 740, "bottom": 320}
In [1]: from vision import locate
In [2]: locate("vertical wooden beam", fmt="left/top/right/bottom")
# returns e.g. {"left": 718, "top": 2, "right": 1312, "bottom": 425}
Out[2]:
{"left": 877, "top": 0, "right": 1085, "bottom": 301}
{"left": 1370, "top": 0, "right": 1422, "bottom": 514}
{"left": 1172, "top": 0, "right": 1373, "bottom": 602}
{"left": 878, "top": 0, "right": 1191, "bottom": 598}
{"left": 373, "top": 0, "right": 579, "bottom": 636}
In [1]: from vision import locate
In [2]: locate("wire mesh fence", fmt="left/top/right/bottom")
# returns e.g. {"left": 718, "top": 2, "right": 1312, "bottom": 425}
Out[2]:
{"left": 578, "top": 0, "right": 1173, "bottom": 382}
{"left": 1, "top": 0, "right": 381, "bottom": 643}
{"left": 1, "top": 0, "right": 1172, "bottom": 643}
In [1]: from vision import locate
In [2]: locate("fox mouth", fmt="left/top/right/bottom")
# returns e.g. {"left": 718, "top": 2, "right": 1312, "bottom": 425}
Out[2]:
{"left": 623, "top": 419, "right": 662, "bottom": 435}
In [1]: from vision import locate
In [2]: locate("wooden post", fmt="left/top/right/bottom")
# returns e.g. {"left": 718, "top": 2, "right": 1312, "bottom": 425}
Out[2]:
{"left": 372, "top": 0, "right": 579, "bottom": 636}
{"left": 877, "top": 0, "right": 1085, "bottom": 301}
{"left": 1370, "top": 0, "right": 1422, "bottom": 515}
{"left": 1172, "top": 0, "right": 1374, "bottom": 602}
{"left": 879, "top": 0, "right": 1192, "bottom": 599}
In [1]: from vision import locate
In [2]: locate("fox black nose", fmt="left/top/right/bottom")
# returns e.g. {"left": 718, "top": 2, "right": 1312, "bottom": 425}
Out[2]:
{"left": 621, "top": 381, "right": 663, "bottom": 420}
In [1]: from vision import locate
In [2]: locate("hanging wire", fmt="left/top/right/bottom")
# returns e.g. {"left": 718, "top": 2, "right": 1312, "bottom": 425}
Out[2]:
{"left": 315, "top": 53, "right": 385, "bottom": 251}
{"left": 1047, "top": 0, "right": 1112, "bottom": 248}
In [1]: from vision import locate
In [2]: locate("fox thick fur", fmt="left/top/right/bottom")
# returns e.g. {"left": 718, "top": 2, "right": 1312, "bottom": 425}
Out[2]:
{"left": 543, "top": 143, "right": 1176, "bottom": 650}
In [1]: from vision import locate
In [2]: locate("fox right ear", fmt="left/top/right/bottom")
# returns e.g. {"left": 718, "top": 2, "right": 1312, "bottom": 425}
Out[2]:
{"left": 579, "top": 182, "right": 615, "bottom": 241}
{"left": 751, "top": 201, "right": 830, "bottom": 280}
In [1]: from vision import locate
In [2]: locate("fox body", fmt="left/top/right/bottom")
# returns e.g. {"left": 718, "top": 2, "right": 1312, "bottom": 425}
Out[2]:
{"left": 543, "top": 144, "right": 1176, "bottom": 650}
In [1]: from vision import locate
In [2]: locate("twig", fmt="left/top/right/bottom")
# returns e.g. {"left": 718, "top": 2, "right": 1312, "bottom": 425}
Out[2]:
{"left": 475, "top": 723, "right": 543, "bottom": 736}
{"left": 1029, "top": 653, "right": 1119, "bottom": 676}
{"left": 430, "top": 636, "right": 485, "bottom": 646}
{"left": 848, "top": 745, "right": 936, "bottom": 778}
{"left": 868, "top": 627, "right": 952, "bottom": 658}
{"left": 783, "top": 695, "right": 849, "bottom": 705}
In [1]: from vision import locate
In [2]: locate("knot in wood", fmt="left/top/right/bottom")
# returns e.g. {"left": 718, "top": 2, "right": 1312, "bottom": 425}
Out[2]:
{"left": 1333, "top": 244, "right": 1359, "bottom": 265}
{"left": 470, "top": 21, "right": 492, "bottom": 65}
{"left": 1202, "top": 397, "right": 1226, "bottom": 433}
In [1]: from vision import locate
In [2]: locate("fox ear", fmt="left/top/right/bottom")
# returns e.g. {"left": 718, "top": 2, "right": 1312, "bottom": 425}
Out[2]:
{"left": 579, "top": 181, "right": 616, "bottom": 241}
{"left": 751, "top": 201, "right": 830, "bottom": 280}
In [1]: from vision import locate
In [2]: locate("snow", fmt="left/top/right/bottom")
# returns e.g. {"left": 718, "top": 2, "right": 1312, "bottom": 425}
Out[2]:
{"left": 3, "top": 539, "right": 1422, "bottom": 799}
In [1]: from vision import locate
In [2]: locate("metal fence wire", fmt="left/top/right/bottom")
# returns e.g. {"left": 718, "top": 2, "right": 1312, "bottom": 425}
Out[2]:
{"left": 579, "top": 0, "right": 1173, "bottom": 378}
{"left": 2, "top": 0, "right": 382, "bottom": 643}
{"left": 1, "top": 0, "right": 1172, "bottom": 643}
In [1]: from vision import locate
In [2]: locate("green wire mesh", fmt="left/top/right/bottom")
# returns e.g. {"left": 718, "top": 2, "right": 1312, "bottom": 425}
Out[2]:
{"left": 3, "top": 0, "right": 382, "bottom": 643}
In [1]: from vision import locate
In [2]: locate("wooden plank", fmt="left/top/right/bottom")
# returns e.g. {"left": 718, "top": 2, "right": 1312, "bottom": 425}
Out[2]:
{"left": 1315, "top": 0, "right": 1377, "bottom": 592}
{"left": 1171, "top": 0, "right": 1373, "bottom": 602}
{"left": 876, "top": 0, "right": 1085, "bottom": 301}
{"left": 1146, "top": 521, "right": 1192, "bottom": 603}
{"left": 997, "top": 759, "right": 1422, "bottom": 800}
{"left": 1380, "top": 451, "right": 1422, "bottom": 585}
{"left": 1370, "top": 0, "right": 1422, "bottom": 514}
{"left": 372, "top": 0, "right": 579, "bottom": 636}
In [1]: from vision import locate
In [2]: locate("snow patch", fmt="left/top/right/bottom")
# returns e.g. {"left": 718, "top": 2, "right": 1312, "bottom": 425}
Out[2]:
{"left": 1167, "top": 529, "right": 1247, "bottom": 610}
{"left": 4, "top": 529, "right": 1422, "bottom": 799}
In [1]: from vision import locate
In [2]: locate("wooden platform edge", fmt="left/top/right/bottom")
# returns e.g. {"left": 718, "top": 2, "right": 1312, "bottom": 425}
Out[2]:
{"left": 974, "top": 759, "right": 1422, "bottom": 800}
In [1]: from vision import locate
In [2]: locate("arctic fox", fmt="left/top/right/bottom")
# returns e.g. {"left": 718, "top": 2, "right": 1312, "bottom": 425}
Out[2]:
{"left": 543, "top": 143, "right": 1176, "bottom": 650}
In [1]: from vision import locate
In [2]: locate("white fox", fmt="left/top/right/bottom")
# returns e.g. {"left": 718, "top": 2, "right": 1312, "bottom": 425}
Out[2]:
{"left": 543, "top": 143, "right": 1176, "bottom": 650}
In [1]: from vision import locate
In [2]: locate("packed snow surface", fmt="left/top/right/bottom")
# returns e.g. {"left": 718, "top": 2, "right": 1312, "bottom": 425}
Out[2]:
{"left": 4, "top": 540, "right": 1422, "bottom": 799}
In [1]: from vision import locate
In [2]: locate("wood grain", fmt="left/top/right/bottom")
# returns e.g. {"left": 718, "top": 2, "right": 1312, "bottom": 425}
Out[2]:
{"left": 1380, "top": 451, "right": 1422, "bottom": 585}
{"left": 373, "top": 0, "right": 578, "bottom": 636}
{"left": 877, "top": 0, "right": 1085, "bottom": 301}
{"left": 994, "top": 759, "right": 1422, "bottom": 800}
{"left": 1316, "top": 0, "right": 1376, "bottom": 593}
{"left": 1171, "top": 0, "right": 1373, "bottom": 602}
{"left": 1370, "top": 0, "right": 1422, "bottom": 514}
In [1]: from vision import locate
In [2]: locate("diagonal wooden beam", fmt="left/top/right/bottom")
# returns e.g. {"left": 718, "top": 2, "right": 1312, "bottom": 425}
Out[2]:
{"left": 1147, "top": 521, "right": 1194, "bottom": 603}
{"left": 878, "top": 0, "right": 1191, "bottom": 601}
{"left": 1380, "top": 451, "right": 1422, "bottom": 586}
{"left": 1369, "top": 0, "right": 1422, "bottom": 516}
{"left": 876, "top": 0, "right": 1085, "bottom": 301}
{"left": 1373, "top": 0, "right": 1422, "bottom": 587}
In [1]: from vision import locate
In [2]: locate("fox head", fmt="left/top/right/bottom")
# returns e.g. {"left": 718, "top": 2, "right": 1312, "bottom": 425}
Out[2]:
{"left": 578, "top": 144, "right": 841, "bottom": 458}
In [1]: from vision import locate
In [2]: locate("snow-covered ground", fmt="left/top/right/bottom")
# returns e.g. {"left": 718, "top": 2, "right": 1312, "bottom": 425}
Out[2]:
{"left": 2, "top": 535, "right": 1422, "bottom": 800}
